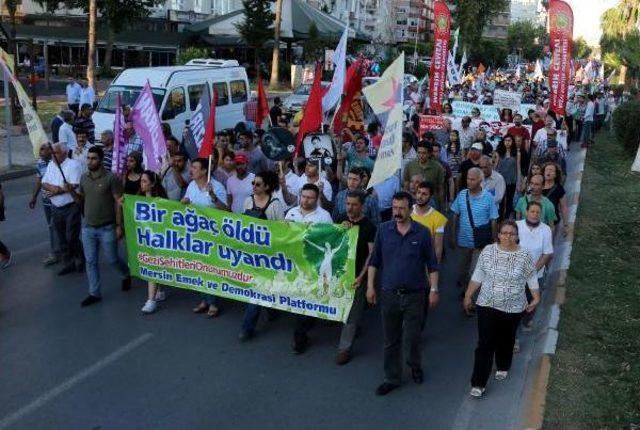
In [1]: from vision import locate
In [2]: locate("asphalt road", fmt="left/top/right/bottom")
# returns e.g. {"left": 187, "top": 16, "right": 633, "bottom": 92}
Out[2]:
{"left": 0, "top": 155, "right": 582, "bottom": 430}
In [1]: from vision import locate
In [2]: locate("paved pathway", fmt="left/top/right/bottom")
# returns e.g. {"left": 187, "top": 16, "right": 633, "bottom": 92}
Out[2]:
{"left": 0, "top": 146, "right": 585, "bottom": 429}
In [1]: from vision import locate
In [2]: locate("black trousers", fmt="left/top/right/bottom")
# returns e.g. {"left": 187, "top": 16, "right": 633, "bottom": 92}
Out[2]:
{"left": 381, "top": 289, "right": 425, "bottom": 385}
{"left": 500, "top": 183, "right": 517, "bottom": 221}
{"left": 68, "top": 103, "right": 79, "bottom": 116}
{"left": 471, "top": 306, "right": 523, "bottom": 388}
{"left": 52, "top": 202, "right": 83, "bottom": 267}
{"left": 0, "top": 240, "right": 8, "bottom": 257}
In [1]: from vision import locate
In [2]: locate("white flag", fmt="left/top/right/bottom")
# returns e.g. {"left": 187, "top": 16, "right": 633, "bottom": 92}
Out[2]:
{"left": 322, "top": 25, "right": 349, "bottom": 114}
{"left": 534, "top": 59, "right": 543, "bottom": 79}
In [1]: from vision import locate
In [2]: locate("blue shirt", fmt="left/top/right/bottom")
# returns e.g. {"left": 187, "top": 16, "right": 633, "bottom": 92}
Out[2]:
{"left": 451, "top": 189, "right": 498, "bottom": 248}
{"left": 36, "top": 158, "right": 52, "bottom": 206}
{"left": 372, "top": 175, "right": 400, "bottom": 211}
{"left": 370, "top": 220, "right": 439, "bottom": 291}
{"left": 332, "top": 189, "right": 381, "bottom": 226}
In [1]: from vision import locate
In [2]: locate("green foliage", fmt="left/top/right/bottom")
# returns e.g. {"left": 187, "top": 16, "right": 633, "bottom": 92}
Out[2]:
{"left": 397, "top": 41, "right": 433, "bottom": 57}
{"left": 469, "top": 38, "right": 508, "bottom": 68}
{"left": 303, "top": 23, "right": 324, "bottom": 62}
{"left": 454, "top": 0, "right": 509, "bottom": 50}
{"left": 235, "top": 0, "right": 275, "bottom": 55}
{"left": 176, "top": 47, "right": 210, "bottom": 65}
{"left": 64, "top": 0, "right": 163, "bottom": 33}
{"left": 600, "top": 1, "right": 640, "bottom": 84}
{"left": 572, "top": 36, "right": 592, "bottom": 60}
{"left": 612, "top": 100, "right": 640, "bottom": 153}
{"left": 507, "top": 20, "right": 547, "bottom": 61}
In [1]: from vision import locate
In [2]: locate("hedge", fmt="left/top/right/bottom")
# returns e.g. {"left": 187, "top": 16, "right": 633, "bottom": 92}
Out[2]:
{"left": 612, "top": 100, "right": 640, "bottom": 153}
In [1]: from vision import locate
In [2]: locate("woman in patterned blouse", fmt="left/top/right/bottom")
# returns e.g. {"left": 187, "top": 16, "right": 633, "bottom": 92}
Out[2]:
{"left": 463, "top": 220, "right": 541, "bottom": 398}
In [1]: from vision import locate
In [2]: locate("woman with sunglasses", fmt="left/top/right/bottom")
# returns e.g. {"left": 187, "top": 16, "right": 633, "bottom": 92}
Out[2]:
{"left": 139, "top": 170, "right": 168, "bottom": 314}
{"left": 238, "top": 170, "right": 284, "bottom": 341}
{"left": 464, "top": 220, "right": 540, "bottom": 398}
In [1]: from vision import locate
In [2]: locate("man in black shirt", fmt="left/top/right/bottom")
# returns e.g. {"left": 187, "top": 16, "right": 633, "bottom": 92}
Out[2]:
{"left": 269, "top": 97, "right": 283, "bottom": 126}
{"left": 335, "top": 190, "right": 376, "bottom": 365}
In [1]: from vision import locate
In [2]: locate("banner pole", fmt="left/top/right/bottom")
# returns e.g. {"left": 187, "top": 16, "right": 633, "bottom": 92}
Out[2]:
{"left": 3, "top": 68, "right": 12, "bottom": 168}
{"left": 207, "top": 153, "right": 213, "bottom": 184}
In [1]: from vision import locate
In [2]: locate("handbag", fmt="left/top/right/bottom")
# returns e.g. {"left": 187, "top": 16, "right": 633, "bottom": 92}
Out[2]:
{"left": 465, "top": 190, "right": 493, "bottom": 249}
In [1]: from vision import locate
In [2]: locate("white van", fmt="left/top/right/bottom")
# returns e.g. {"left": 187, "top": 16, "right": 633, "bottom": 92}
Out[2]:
{"left": 93, "top": 59, "right": 249, "bottom": 143}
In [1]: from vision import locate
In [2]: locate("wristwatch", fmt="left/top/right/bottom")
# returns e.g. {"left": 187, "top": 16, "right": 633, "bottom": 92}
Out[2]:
{"left": 430, "top": 287, "right": 439, "bottom": 293}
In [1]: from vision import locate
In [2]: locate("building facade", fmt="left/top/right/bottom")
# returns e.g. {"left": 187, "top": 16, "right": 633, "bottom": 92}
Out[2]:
{"left": 510, "top": 0, "right": 546, "bottom": 26}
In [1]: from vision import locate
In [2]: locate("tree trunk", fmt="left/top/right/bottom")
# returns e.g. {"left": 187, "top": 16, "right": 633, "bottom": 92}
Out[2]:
{"left": 619, "top": 65, "right": 628, "bottom": 86}
{"left": 103, "top": 24, "right": 115, "bottom": 73}
{"left": 269, "top": 0, "right": 283, "bottom": 88}
{"left": 86, "top": 0, "right": 97, "bottom": 88}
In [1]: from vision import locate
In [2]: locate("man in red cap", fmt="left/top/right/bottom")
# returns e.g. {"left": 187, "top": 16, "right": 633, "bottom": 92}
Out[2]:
{"left": 226, "top": 153, "right": 255, "bottom": 214}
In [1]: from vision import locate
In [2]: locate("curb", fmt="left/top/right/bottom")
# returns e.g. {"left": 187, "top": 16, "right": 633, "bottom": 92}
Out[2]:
{"left": 522, "top": 146, "right": 586, "bottom": 429}
{"left": 0, "top": 167, "right": 36, "bottom": 181}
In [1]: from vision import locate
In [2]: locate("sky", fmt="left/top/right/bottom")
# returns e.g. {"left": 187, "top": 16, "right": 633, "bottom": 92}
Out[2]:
{"left": 565, "top": 0, "right": 620, "bottom": 45}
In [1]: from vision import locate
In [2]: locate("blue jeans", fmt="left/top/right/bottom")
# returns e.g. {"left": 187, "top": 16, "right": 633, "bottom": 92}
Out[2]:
{"left": 82, "top": 224, "right": 129, "bottom": 297}
{"left": 241, "top": 304, "right": 261, "bottom": 334}
{"left": 43, "top": 203, "right": 60, "bottom": 256}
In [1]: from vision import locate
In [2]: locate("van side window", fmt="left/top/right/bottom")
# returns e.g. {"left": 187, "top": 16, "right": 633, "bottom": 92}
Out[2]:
{"left": 213, "top": 82, "right": 229, "bottom": 106}
{"left": 162, "top": 87, "right": 186, "bottom": 120}
{"left": 188, "top": 84, "right": 207, "bottom": 111}
{"left": 230, "top": 80, "right": 247, "bottom": 104}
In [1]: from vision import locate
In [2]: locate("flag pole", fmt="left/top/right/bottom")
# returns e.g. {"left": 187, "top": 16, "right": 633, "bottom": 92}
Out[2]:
{"left": 207, "top": 153, "right": 213, "bottom": 184}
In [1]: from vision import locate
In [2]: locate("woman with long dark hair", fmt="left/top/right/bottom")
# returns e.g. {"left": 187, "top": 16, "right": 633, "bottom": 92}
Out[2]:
{"left": 123, "top": 151, "right": 143, "bottom": 195}
{"left": 495, "top": 135, "right": 520, "bottom": 220}
{"left": 446, "top": 130, "right": 462, "bottom": 202}
{"left": 139, "top": 170, "right": 168, "bottom": 314}
{"left": 542, "top": 162, "right": 569, "bottom": 236}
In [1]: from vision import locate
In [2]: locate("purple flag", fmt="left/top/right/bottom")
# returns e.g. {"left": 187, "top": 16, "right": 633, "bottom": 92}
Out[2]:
{"left": 131, "top": 81, "right": 166, "bottom": 172}
{"left": 111, "top": 94, "right": 127, "bottom": 175}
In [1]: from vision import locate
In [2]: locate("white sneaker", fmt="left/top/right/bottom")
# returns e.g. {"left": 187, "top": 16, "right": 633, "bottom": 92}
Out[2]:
{"left": 155, "top": 290, "right": 166, "bottom": 302}
{"left": 495, "top": 371, "right": 508, "bottom": 381}
{"left": 141, "top": 300, "right": 157, "bottom": 314}
{"left": 470, "top": 387, "right": 485, "bottom": 398}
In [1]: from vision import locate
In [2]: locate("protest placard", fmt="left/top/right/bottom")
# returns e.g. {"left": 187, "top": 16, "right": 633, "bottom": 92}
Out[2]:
{"left": 124, "top": 196, "right": 358, "bottom": 322}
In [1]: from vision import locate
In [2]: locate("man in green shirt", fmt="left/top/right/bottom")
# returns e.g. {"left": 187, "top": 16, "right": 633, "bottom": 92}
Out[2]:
{"left": 515, "top": 174, "right": 557, "bottom": 226}
{"left": 403, "top": 141, "right": 445, "bottom": 208}
{"left": 70, "top": 146, "right": 131, "bottom": 307}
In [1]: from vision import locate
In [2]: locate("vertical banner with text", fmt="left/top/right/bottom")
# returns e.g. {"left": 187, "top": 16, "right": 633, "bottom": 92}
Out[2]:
{"left": 548, "top": 0, "right": 573, "bottom": 116}
{"left": 123, "top": 196, "right": 358, "bottom": 322}
{"left": 428, "top": 0, "right": 451, "bottom": 113}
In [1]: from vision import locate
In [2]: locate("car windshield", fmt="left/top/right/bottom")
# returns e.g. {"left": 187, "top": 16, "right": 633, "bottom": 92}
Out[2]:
{"left": 293, "top": 84, "right": 312, "bottom": 95}
{"left": 96, "top": 85, "right": 166, "bottom": 114}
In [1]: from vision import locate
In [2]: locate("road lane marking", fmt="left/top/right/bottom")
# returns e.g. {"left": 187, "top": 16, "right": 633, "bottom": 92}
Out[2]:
{"left": 0, "top": 333, "right": 153, "bottom": 430}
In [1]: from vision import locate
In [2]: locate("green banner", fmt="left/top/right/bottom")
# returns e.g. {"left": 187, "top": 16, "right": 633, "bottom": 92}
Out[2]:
{"left": 123, "top": 195, "right": 359, "bottom": 322}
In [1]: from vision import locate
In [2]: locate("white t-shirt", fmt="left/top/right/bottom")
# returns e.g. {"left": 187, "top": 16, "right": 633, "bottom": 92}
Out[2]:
{"left": 226, "top": 173, "right": 255, "bottom": 214}
{"left": 284, "top": 205, "right": 333, "bottom": 224}
{"left": 482, "top": 171, "right": 506, "bottom": 208}
{"left": 42, "top": 158, "right": 82, "bottom": 207}
{"left": 184, "top": 179, "right": 227, "bottom": 208}
{"left": 58, "top": 122, "right": 77, "bottom": 150}
{"left": 516, "top": 219, "right": 554, "bottom": 277}
{"left": 294, "top": 174, "right": 333, "bottom": 202}
{"left": 584, "top": 100, "right": 595, "bottom": 121}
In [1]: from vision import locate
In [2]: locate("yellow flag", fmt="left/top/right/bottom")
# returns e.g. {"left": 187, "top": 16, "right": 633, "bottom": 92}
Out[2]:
{"left": 367, "top": 103, "right": 403, "bottom": 189}
{"left": 362, "top": 52, "right": 405, "bottom": 115}
{"left": 0, "top": 47, "right": 49, "bottom": 158}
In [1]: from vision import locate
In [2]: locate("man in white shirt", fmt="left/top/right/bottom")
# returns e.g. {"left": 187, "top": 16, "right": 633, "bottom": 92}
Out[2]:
{"left": 58, "top": 110, "right": 77, "bottom": 151}
{"left": 66, "top": 77, "right": 81, "bottom": 115}
{"left": 71, "top": 130, "right": 91, "bottom": 173}
{"left": 479, "top": 155, "right": 505, "bottom": 211}
{"left": 79, "top": 79, "right": 96, "bottom": 108}
{"left": 41, "top": 142, "right": 84, "bottom": 275}
{"left": 182, "top": 158, "right": 228, "bottom": 210}
{"left": 226, "top": 153, "right": 255, "bottom": 213}
{"left": 284, "top": 183, "right": 333, "bottom": 354}
{"left": 581, "top": 94, "right": 595, "bottom": 147}
{"left": 284, "top": 183, "right": 333, "bottom": 224}
{"left": 454, "top": 116, "right": 476, "bottom": 153}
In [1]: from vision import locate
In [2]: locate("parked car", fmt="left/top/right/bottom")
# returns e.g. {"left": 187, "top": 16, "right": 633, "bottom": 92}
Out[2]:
{"left": 282, "top": 81, "right": 331, "bottom": 113}
{"left": 93, "top": 58, "right": 249, "bottom": 141}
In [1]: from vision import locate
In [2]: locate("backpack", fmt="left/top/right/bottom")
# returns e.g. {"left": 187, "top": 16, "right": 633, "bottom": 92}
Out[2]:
{"left": 243, "top": 196, "right": 278, "bottom": 220}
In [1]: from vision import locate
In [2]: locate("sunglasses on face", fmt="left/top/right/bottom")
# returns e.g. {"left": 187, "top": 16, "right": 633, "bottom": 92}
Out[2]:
{"left": 251, "top": 181, "right": 264, "bottom": 187}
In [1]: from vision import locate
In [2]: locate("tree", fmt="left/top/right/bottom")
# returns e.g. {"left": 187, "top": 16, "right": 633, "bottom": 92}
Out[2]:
{"left": 600, "top": 0, "right": 640, "bottom": 85}
{"left": 469, "top": 38, "right": 508, "bottom": 68}
{"left": 572, "top": 36, "right": 592, "bottom": 59}
{"left": 65, "top": 0, "right": 163, "bottom": 74}
{"left": 303, "top": 23, "right": 323, "bottom": 62}
{"left": 235, "top": 0, "right": 275, "bottom": 76}
{"left": 507, "top": 20, "right": 547, "bottom": 61}
{"left": 86, "top": 0, "right": 96, "bottom": 87}
{"left": 454, "top": 0, "right": 510, "bottom": 51}
{"left": 269, "top": 0, "right": 283, "bottom": 87}
{"left": 176, "top": 47, "right": 210, "bottom": 65}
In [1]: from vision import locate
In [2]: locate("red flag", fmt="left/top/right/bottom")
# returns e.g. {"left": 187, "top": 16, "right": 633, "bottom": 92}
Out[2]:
{"left": 295, "top": 62, "right": 324, "bottom": 156}
{"left": 199, "top": 88, "right": 217, "bottom": 158}
{"left": 332, "top": 59, "right": 364, "bottom": 133}
{"left": 256, "top": 76, "right": 269, "bottom": 129}
{"left": 428, "top": 1, "right": 451, "bottom": 114}
{"left": 548, "top": 0, "right": 573, "bottom": 116}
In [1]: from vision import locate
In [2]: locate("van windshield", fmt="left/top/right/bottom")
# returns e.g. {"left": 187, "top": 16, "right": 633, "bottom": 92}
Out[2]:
{"left": 96, "top": 85, "right": 166, "bottom": 114}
